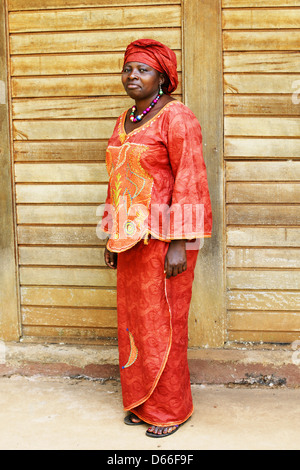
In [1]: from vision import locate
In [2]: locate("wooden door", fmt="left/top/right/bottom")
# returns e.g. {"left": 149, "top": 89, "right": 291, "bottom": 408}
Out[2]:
{"left": 3, "top": 0, "right": 224, "bottom": 346}
{"left": 223, "top": 0, "right": 300, "bottom": 343}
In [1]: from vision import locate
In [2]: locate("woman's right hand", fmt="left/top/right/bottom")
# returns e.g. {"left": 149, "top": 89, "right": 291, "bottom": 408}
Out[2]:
{"left": 104, "top": 242, "right": 118, "bottom": 269}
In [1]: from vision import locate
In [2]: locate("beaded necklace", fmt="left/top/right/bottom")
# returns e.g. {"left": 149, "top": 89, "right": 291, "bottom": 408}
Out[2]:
{"left": 130, "top": 88, "right": 164, "bottom": 123}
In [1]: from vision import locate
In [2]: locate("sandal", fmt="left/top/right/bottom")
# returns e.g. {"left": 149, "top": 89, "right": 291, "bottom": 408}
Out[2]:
{"left": 124, "top": 413, "right": 145, "bottom": 426}
{"left": 146, "top": 424, "right": 180, "bottom": 438}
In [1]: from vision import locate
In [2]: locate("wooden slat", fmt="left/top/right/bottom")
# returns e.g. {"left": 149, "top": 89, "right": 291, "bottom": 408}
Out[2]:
{"left": 21, "top": 286, "right": 117, "bottom": 307}
{"left": 227, "top": 269, "right": 300, "bottom": 290}
{"left": 13, "top": 120, "right": 115, "bottom": 141}
{"left": 20, "top": 266, "right": 117, "bottom": 287}
{"left": 11, "top": 53, "right": 126, "bottom": 77}
{"left": 17, "top": 205, "right": 103, "bottom": 225}
{"left": 9, "top": 5, "right": 181, "bottom": 33}
{"left": 21, "top": 306, "right": 117, "bottom": 328}
{"left": 227, "top": 181, "right": 300, "bottom": 203}
{"left": 227, "top": 330, "right": 300, "bottom": 343}
{"left": 226, "top": 161, "right": 300, "bottom": 181}
{"left": 8, "top": 0, "right": 181, "bottom": 11}
{"left": 227, "top": 290, "right": 300, "bottom": 311}
{"left": 223, "top": 8, "right": 300, "bottom": 29}
{"left": 18, "top": 226, "right": 105, "bottom": 245}
{"left": 12, "top": 76, "right": 126, "bottom": 98}
{"left": 11, "top": 52, "right": 182, "bottom": 77}
{"left": 224, "top": 52, "right": 300, "bottom": 73}
{"left": 21, "top": 326, "right": 118, "bottom": 342}
{"left": 12, "top": 74, "right": 182, "bottom": 98}
{"left": 227, "top": 248, "right": 300, "bottom": 268}
{"left": 222, "top": 0, "right": 300, "bottom": 7}
{"left": 228, "top": 311, "right": 300, "bottom": 332}
{"left": 14, "top": 141, "right": 108, "bottom": 162}
{"left": 225, "top": 117, "right": 300, "bottom": 137}
{"left": 10, "top": 29, "right": 181, "bottom": 54}
{"left": 225, "top": 94, "right": 300, "bottom": 116}
{"left": 12, "top": 97, "right": 132, "bottom": 119}
{"left": 19, "top": 246, "right": 106, "bottom": 266}
{"left": 227, "top": 205, "right": 300, "bottom": 225}
{"left": 224, "top": 74, "right": 298, "bottom": 94}
{"left": 15, "top": 163, "right": 108, "bottom": 182}
{"left": 226, "top": 182, "right": 300, "bottom": 203}
{"left": 224, "top": 137, "right": 300, "bottom": 159}
{"left": 227, "top": 227, "right": 300, "bottom": 247}
{"left": 16, "top": 184, "right": 108, "bottom": 203}
{"left": 223, "top": 31, "right": 300, "bottom": 51}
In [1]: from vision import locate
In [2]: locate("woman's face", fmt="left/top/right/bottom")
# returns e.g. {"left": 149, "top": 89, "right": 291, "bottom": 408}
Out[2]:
{"left": 122, "top": 61, "right": 163, "bottom": 101}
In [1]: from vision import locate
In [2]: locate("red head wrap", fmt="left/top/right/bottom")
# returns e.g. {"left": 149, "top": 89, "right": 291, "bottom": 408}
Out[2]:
{"left": 123, "top": 39, "right": 178, "bottom": 95}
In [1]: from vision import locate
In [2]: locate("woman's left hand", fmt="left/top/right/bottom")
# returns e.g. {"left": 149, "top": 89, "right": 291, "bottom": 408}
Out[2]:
{"left": 164, "top": 240, "right": 187, "bottom": 279}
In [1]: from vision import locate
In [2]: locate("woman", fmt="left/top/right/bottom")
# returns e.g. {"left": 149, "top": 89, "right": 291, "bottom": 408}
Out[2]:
{"left": 101, "top": 39, "right": 212, "bottom": 438}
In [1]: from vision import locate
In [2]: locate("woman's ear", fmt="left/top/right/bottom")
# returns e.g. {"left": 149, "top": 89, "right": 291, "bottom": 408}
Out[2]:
{"left": 159, "top": 73, "right": 165, "bottom": 86}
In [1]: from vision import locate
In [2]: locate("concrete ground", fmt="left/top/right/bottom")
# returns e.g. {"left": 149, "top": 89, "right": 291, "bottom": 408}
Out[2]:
{"left": 0, "top": 375, "right": 299, "bottom": 450}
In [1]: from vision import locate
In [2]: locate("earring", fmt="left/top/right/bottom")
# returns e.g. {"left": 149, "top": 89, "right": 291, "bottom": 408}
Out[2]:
{"left": 159, "top": 83, "right": 163, "bottom": 95}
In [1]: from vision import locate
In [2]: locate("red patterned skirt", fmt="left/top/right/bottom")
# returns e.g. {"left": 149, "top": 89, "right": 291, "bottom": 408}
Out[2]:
{"left": 116, "top": 238, "right": 198, "bottom": 426}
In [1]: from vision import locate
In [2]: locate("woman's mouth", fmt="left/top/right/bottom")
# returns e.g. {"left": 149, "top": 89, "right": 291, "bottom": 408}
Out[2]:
{"left": 127, "top": 84, "right": 140, "bottom": 89}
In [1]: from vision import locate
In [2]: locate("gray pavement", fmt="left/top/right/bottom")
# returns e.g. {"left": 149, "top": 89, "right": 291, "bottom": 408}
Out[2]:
{"left": 0, "top": 375, "right": 299, "bottom": 450}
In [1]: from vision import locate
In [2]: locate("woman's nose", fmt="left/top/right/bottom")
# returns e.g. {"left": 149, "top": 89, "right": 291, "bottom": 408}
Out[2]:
{"left": 128, "top": 69, "right": 138, "bottom": 79}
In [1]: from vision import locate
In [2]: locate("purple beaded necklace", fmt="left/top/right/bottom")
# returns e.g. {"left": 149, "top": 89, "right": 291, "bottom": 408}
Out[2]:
{"left": 130, "top": 88, "right": 164, "bottom": 123}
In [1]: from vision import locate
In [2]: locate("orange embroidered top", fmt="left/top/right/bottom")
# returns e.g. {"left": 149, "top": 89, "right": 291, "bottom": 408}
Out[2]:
{"left": 101, "top": 100, "right": 212, "bottom": 253}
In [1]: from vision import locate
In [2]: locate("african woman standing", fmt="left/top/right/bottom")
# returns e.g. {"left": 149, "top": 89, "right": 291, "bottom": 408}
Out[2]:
{"left": 101, "top": 39, "right": 212, "bottom": 438}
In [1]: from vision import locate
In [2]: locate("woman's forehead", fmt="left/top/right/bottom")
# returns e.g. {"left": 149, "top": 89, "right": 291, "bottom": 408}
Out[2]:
{"left": 124, "top": 61, "right": 154, "bottom": 69}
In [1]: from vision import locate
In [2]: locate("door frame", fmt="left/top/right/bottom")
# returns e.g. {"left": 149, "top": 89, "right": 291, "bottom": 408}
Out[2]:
{"left": 0, "top": 0, "right": 20, "bottom": 341}
{"left": 184, "top": 0, "right": 225, "bottom": 347}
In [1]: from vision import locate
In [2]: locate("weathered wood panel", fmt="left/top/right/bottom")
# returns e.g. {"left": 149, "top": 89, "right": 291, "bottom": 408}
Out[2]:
{"left": 9, "top": 5, "right": 181, "bottom": 32}
{"left": 16, "top": 184, "right": 108, "bottom": 203}
{"left": 227, "top": 269, "right": 300, "bottom": 290}
{"left": 222, "top": 0, "right": 300, "bottom": 6}
{"left": 14, "top": 141, "right": 108, "bottom": 162}
{"left": 19, "top": 266, "right": 117, "bottom": 287}
{"left": 224, "top": 73, "right": 298, "bottom": 94}
{"left": 223, "top": 8, "right": 300, "bottom": 29}
{"left": 226, "top": 161, "right": 300, "bottom": 181}
{"left": 223, "top": 31, "right": 300, "bottom": 51}
{"left": 225, "top": 117, "right": 300, "bottom": 137}
{"left": 10, "top": 29, "right": 181, "bottom": 54}
{"left": 224, "top": 138, "right": 300, "bottom": 159}
{"left": 17, "top": 205, "right": 103, "bottom": 225}
{"left": 227, "top": 227, "right": 300, "bottom": 247}
{"left": 12, "top": 97, "right": 133, "bottom": 119}
{"left": 21, "top": 306, "right": 117, "bottom": 328}
{"left": 8, "top": 0, "right": 181, "bottom": 10}
{"left": 11, "top": 52, "right": 182, "bottom": 77}
{"left": 18, "top": 226, "right": 103, "bottom": 245}
{"left": 227, "top": 182, "right": 300, "bottom": 203}
{"left": 12, "top": 75, "right": 182, "bottom": 98}
{"left": 21, "top": 286, "right": 117, "bottom": 307}
{"left": 227, "top": 205, "right": 300, "bottom": 225}
{"left": 224, "top": 52, "right": 300, "bottom": 73}
{"left": 15, "top": 163, "right": 108, "bottom": 182}
{"left": 19, "top": 246, "right": 106, "bottom": 266}
{"left": 225, "top": 94, "right": 300, "bottom": 116}
{"left": 227, "top": 248, "right": 300, "bottom": 268}
{"left": 227, "top": 290, "right": 300, "bottom": 311}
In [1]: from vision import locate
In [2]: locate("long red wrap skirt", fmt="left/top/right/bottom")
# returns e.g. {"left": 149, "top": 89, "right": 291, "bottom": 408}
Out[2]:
{"left": 117, "top": 238, "right": 198, "bottom": 426}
